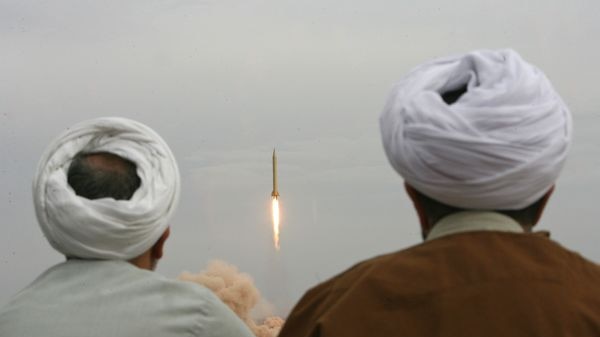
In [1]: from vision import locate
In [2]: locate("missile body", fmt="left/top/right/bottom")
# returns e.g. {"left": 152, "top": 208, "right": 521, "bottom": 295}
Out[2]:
{"left": 271, "top": 149, "right": 279, "bottom": 198}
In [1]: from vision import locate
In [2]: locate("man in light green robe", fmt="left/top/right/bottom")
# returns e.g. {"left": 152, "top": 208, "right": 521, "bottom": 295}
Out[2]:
{"left": 0, "top": 118, "right": 254, "bottom": 337}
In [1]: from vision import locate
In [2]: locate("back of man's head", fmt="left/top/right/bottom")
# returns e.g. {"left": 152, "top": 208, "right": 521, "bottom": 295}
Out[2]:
{"left": 33, "top": 117, "right": 180, "bottom": 260}
{"left": 380, "top": 49, "right": 571, "bottom": 212}
{"left": 67, "top": 152, "right": 141, "bottom": 201}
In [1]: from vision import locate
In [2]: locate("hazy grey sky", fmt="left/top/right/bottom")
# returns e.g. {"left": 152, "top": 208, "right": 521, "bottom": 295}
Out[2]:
{"left": 1, "top": 0, "right": 599, "bottom": 314}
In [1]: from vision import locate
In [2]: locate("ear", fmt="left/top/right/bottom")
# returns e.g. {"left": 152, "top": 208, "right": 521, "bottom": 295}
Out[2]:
{"left": 404, "top": 183, "right": 431, "bottom": 238}
{"left": 532, "top": 186, "right": 554, "bottom": 226}
{"left": 151, "top": 227, "right": 170, "bottom": 260}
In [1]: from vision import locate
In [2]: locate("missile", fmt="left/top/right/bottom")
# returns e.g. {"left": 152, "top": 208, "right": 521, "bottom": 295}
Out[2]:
{"left": 271, "top": 149, "right": 279, "bottom": 198}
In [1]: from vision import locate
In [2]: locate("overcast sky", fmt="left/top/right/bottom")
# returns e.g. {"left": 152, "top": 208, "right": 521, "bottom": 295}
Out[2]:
{"left": 1, "top": 0, "right": 599, "bottom": 315}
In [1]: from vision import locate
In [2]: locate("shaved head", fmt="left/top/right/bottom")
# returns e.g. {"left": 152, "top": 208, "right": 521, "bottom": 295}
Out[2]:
{"left": 67, "top": 152, "right": 141, "bottom": 200}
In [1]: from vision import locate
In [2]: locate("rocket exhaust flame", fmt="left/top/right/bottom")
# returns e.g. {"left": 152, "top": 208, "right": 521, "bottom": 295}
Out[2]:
{"left": 272, "top": 197, "right": 280, "bottom": 250}
{"left": 271, "top": 149, "right": 280, "bottom": 250}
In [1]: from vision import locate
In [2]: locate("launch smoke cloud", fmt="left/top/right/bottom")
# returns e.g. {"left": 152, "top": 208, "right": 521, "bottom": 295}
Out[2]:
{"left": 179, "top": 260, "right": 284, "bottom": 337}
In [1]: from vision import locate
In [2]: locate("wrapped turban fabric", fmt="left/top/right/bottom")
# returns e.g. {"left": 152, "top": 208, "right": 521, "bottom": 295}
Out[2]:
{"left": 33, "top": 117, "right": 180, "bottom": 260}
{"left": 380, "top": 49, "right": 572, "bottom": 210}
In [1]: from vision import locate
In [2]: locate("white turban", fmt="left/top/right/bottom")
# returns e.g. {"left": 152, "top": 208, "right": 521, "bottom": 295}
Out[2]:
{"left": 33, "top": 117, "right": 180, "bottom": 260}
{"left": 380, "top": 49, "right": 572, "bottom": 210}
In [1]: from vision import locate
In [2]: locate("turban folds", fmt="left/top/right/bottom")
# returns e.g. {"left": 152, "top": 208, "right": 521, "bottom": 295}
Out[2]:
{"left": 380, "top": 49, "right": 572, "bottom": 210}
{"left": 33, "top": 117, "right": 180, "bottom": 259}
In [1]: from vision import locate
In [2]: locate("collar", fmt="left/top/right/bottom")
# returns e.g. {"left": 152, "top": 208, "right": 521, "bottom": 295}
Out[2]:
{"left": 426, "top": 211, "right": 524, "bottom": 241}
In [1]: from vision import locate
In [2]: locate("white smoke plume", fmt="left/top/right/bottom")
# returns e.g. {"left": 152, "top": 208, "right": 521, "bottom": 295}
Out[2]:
{"left": 179, "top": 260, "right": 285, "bottom": 337}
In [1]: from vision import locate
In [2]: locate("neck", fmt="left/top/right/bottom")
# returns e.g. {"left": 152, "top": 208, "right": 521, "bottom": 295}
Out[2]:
{"left": 128, "top": 251, "right": 156, "bottom": 270}
{"left": 426, "top": 211, "right": 525, "bottom": 241}
{"left": 425, "top": 212, "right": 534, "bottom": 237}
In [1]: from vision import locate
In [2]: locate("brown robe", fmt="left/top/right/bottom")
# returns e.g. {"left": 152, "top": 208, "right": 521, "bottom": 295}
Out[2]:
{"left": 279, "top": 232, "right": 600, "bottom": 337}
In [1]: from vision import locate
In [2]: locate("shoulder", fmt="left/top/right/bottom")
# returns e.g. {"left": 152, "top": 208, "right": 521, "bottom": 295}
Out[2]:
{"left": 279, "top": 251, "right": 402, "bottom": 336}
{"left": 115, "top": 264, "right": 255, "bottom": 337}
{"left": 295, "top": 247, "right": 420, "bottom": 301}
{"left": 1, "top": 260, "right": 254, "bottom": 337}
{"left": 532, "top": 234, "right": 600, "bottom": 280}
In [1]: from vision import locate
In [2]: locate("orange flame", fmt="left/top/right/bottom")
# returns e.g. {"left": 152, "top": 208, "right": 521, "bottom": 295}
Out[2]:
{"left": 272, "top": 197, "right": 280, "bottom": 250}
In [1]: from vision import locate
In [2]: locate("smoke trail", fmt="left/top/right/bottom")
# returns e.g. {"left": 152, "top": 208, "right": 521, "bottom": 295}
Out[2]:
{"left": 179, "top": 260, "right": 284, "bottom": 337}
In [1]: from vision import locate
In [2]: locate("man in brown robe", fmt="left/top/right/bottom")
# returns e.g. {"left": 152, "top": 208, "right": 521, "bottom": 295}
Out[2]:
{"left": 278, "top": 50, "right": 600, "bottom": 337}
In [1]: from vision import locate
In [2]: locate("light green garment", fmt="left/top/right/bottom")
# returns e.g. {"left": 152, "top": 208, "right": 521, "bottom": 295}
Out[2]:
{"left": 0, "top": 260, "right": 254, "bottom": 337}
{"left": 426, "top": 211, "right": 524, "bottom": 241}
